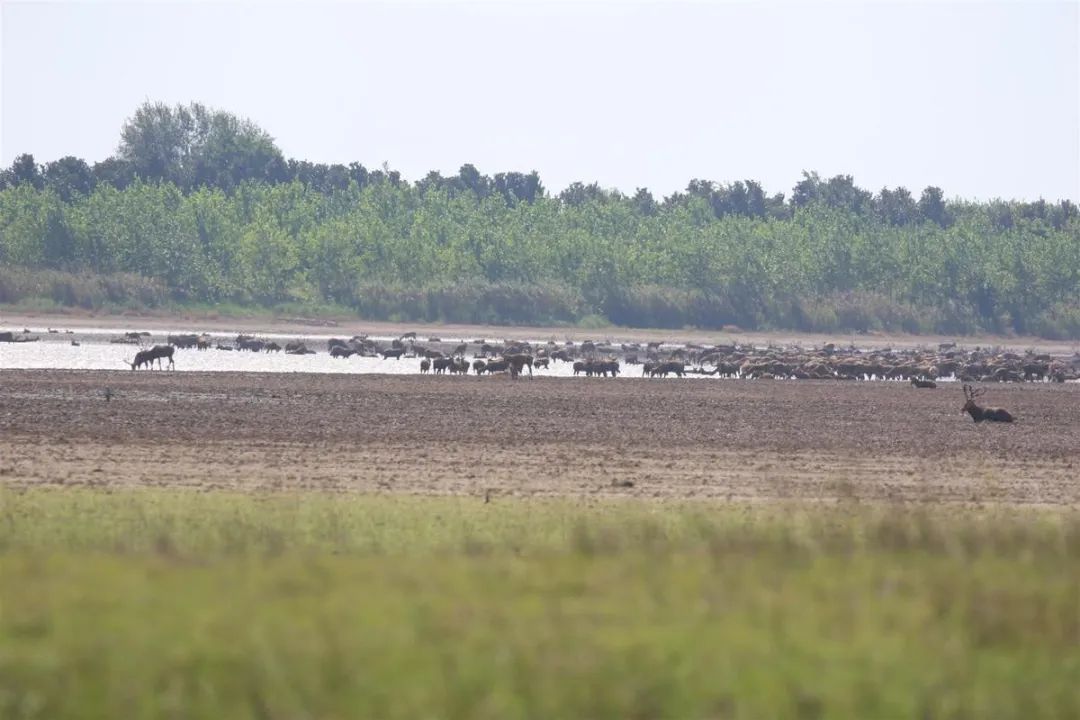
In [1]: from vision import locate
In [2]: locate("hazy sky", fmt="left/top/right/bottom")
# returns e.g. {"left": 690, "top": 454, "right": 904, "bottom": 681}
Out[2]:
{"left": 2, "top": 0, "right": 1078, "bottom": 201}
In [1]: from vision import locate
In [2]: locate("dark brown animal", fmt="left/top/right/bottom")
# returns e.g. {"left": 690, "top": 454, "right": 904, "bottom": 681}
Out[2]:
{"left": 285, "top": 341, "right": 315, "bottom": 355}
{"left": 380, "top": 348, "right": 405, "bottom": 360}
{"left": 652, "top": 361, "right": 685, "bottom": 378}
{"left": 420, "top": 359, "right": 431, "bottom": 373}
{"left": 484, "top": 359, "right": 510, "bottom": 374}
{"left": 584, "top": 360, "right": 619, "bottom": 377}
{"left": 127, "top": 345, "right": 174, "bottom": 370}
{"left": 961, "top": 384, "right": 1014, "bottom": 423}
{"left": 505, "top": 354, "right": 533, "bottom": 378}
{"left": 910, "top": 377, "right": 937, "bottom": 389}
{"left": 168, "top": 333, "right": 199, "bottom": 349}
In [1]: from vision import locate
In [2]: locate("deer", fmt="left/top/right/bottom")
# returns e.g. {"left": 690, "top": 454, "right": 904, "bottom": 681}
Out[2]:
{"left": 126, "top": 344, "right": 175, "bottom": 370}
{"left": 961, "top": 384, "right": 1014, "bottom": 423}
{"left": 910, "top": 377, "right": 937, "bottom": 389}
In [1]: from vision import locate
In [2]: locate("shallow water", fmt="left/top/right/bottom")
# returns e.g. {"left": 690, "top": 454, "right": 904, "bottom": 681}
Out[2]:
{"left": 0, "top": 327, "right": 638, "bottom": 378}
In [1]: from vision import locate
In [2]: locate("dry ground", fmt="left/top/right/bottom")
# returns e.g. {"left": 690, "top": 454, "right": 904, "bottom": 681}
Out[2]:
{"left": 2, "top": 369, "right": 1077, "bottom": 505}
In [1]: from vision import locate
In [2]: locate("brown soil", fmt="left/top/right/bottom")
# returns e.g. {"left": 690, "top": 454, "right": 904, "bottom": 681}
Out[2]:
{"left": 2, "top": 370, "right": 1078, "bottom": 505}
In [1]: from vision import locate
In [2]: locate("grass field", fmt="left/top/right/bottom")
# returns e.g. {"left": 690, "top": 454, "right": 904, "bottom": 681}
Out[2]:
{"left": 2, "top": 489, "right": 1079, "bottom": 719}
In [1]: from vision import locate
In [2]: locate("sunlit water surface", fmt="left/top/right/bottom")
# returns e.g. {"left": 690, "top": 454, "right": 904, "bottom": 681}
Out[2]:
{"left": 0, "top": 328, "right": 652, "bottom": 378}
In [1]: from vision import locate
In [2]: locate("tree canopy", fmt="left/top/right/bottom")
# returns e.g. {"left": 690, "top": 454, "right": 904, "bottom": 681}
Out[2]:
{"left": 1, "top": 101, "right": 1078, "bottom": 337}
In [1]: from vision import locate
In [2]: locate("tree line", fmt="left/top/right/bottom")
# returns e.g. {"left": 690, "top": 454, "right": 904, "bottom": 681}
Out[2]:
{"left": 1, "top": 101, "right": 1078, "bottom": 337}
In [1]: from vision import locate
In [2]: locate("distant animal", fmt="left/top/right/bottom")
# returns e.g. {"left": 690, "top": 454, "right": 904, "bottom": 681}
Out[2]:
{"left": 420, "top": 358, "right": 431, "bottom": 373}
{"left": 647, "top": 361, "right": 684, "bottom": 378}
{"left": 380, "top": 348, "right": 405, "bottom": 360}
{"left": 505, "top": 354, "right": 533, "bottom": 378}
{"left": 484, "top": 359, "right": 510, "bottom": 374}
{"left": 167, "top": 333, "right": 199, "bottom": 349}
{"left": 961, "top": 384, "right": 1014, "bottom": 423}
{"left": 285, "top": 341, "right": 315, "bottom": 355}
{"left": 330, "top": 346, "right": 356, "bottom": 359}
{"left": 237, "top": 337, "right": 266, "bottom": 352}
{"left": 588, "top": 360, "right": 620, "bottom": 377}
{"left": 911, "top": 377, "right": 937, "bottom": 389}
{"left": 127, "top": 344, "right": 174, "bottom": 370}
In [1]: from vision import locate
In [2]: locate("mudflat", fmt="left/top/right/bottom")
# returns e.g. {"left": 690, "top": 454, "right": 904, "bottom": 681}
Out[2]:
{"left": 2, "top": 369, "right": 1077, "bottom": 505}
{"left": 5, "top": 310, "right": 1080, "bottom": 354}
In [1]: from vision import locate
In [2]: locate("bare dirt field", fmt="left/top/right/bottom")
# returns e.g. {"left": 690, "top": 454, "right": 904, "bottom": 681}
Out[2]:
{"left": 2, "top": 369, "right": 1077, "bottom": 505}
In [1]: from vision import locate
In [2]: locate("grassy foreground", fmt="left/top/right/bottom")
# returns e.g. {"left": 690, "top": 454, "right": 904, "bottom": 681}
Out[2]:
{"left": 1, "top": 490, "right": 1078, "bottom": 719}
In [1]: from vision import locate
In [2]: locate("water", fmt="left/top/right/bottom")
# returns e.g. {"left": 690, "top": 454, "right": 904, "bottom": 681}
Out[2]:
{"left": 0, "top": 328, "right": 639, "bottom": 378}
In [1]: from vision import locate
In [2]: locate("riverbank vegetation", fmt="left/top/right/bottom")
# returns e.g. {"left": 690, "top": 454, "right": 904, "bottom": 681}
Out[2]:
{"left": 2, "top": 101, "right": 1078, "bottom": 336}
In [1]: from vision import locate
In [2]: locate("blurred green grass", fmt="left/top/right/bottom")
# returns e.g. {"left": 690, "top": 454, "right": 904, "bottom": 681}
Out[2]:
{"left": 1, "top": 489, "right": 1078, "bottom": 719}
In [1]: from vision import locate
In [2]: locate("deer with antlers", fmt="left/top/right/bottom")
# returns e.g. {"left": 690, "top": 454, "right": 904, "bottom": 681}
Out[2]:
{"left": 961, "top": 384, "right": 1014, "bottom": 423}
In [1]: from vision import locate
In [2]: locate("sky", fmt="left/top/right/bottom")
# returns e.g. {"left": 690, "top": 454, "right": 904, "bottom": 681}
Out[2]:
{"left": 1, "top": 0, "right": 1078, "bottom": 202}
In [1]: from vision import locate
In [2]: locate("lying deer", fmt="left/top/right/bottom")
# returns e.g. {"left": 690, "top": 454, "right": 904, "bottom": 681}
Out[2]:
{"left": 962, "top": 384, "right": 1014, "bottom": 423}
{"left": 911, "top": 377, "right": 937, "bottom": 389}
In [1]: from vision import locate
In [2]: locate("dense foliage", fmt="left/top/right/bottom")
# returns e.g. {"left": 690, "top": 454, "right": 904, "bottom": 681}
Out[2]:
{"left": 2, "top": 101, "right": 1078, "bottom": 336}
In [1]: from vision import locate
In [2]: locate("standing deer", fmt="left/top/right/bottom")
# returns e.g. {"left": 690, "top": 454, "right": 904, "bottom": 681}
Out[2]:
{"left": 126, "top": 345, "right": 175, "bottom": 370}
{"left": 961, "top": 384, "right": 1014, "bottom": 423}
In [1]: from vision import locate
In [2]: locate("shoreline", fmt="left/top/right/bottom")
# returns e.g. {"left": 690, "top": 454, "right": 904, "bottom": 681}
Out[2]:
{"left": 2, "top": 307, "right": 1079, "bottom": 353}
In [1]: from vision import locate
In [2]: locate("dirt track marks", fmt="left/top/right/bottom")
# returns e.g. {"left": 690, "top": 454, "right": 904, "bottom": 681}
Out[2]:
{"left": 2, "top": 370, "right": 1078, "bottom": 504}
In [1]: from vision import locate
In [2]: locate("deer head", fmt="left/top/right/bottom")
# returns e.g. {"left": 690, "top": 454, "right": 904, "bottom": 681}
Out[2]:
{"left": 961, "top": 384, "right": 985, "bottom": 413}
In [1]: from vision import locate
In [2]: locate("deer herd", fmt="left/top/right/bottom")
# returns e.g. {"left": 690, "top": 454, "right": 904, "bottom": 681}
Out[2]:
{"left": 54, "top": 328, "right": 1080, "bottom": 426}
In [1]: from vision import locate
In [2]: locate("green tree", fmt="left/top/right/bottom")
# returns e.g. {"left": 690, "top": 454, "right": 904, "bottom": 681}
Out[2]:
{"left": 118, "top": 101, "right": 286, "bottom": 191}
{"left": 44, "top": 157, "right": 96, "bottom": 201}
